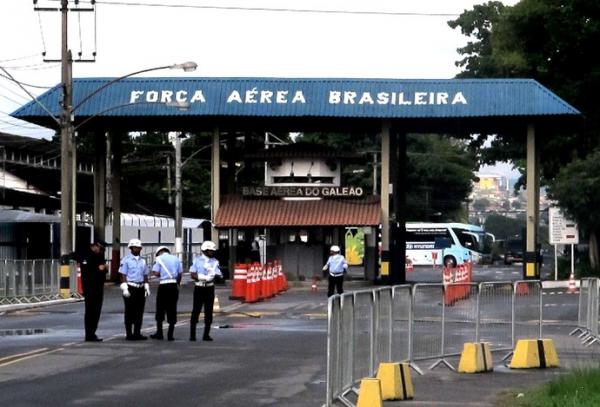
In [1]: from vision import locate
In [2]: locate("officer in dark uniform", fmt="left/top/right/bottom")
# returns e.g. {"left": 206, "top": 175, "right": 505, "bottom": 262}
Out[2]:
{"left": 79, "top": 239, "right": 108, "bottom": 342}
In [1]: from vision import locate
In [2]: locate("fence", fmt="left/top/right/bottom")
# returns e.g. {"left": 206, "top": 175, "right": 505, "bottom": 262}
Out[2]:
{"left": 0, "top": 259, "right": 79, "bottom": 305}
{"left": 326, "top": 280, "right": 543, "bottom": 407}
{"left": 571, "top": 277, "right": 600, "bottom": 346}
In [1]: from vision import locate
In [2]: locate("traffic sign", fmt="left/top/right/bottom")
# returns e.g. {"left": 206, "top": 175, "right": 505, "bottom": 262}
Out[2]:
{"left": 549, "top": 207, "right": 579, "bottom": 245}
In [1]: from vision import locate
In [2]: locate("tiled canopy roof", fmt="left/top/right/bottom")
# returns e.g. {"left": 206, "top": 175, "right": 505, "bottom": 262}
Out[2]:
{"left": 215, "top": 195, "right": 380, "bottom": 227}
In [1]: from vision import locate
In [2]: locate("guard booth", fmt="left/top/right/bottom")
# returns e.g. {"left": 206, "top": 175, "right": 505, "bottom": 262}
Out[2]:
{"left": 11, "top": 77, "right": 582, "bottom": 284}
{"left": 215, "top": 142, "right": 380, "bottom": 280}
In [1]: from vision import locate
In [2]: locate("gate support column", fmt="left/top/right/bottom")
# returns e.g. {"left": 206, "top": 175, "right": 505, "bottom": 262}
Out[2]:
{"left": 211, "top": 126, "right": 220, "bottom": 243}
{"left": 380, "top": 121, "right": 391, "bottom": 282}
{"left": 525, "top": 123, "right": 540, "bottom": 279}
{"left": 93, "top": 131, "right": 106, "bottom": 241}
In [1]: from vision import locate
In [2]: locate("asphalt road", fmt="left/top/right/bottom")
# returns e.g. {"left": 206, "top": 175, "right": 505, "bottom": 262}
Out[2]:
{"left": 0, "top": 264, "right": 581, "bottom": 406}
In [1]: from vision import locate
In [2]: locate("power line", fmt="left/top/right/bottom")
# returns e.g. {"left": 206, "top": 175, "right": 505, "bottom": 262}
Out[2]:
{"left": 0, "top": 54, "right": 41, "bottom": 63}
{"left": 1, "top": 62, "right": 60, "bottom": 71}
{"left": 0, "top": 72, "right": 53, "bottom": 89}
{"left": 93, "top": 0, "right": 460, "bottom": 17}
{"left": 0, "top": 83, "right": 31, "bottom": 103}
{"left": 0, "top": 93, "right": 25, "bottom": 106}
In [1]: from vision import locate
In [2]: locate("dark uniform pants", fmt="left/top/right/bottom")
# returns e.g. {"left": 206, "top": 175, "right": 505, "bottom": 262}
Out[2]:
{"left": 191, "top": 285, "right": 215, "bottom": 329}
{"left": 155, "top": 283, "right": 179, "bottom": 325}
{"left": 123, "top": 285, "right": 146, "bottom": 334}
{"left": 327, "top": 274, "right": 344, "bottom": 297}
{"left": 84, "top": 287, "right": 103, "bottom": 338}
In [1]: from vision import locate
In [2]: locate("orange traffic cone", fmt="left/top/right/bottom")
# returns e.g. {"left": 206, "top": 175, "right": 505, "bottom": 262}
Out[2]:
{"left": 515, "top": 281, "right": 530, "bottom": 296}
{"left": 567, "top": 272, "right": 578, "bottom": 294}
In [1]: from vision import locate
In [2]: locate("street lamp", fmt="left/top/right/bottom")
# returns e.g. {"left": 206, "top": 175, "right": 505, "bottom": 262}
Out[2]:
{"left": 59, "top": 60, "right": 197, "bottom": 263}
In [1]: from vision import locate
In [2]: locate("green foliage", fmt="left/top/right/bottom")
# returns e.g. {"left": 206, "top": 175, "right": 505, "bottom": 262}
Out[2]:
{"left": 447, "top": 1, "right": 507, "bottom": 78}
{"left": 549, "top": 149, "right": 600, "bottom": 232}
{"left": 449, "top": 0, "right": 600, "bottom": 264}
{"left": 300, "top": 132, "right": 476, "bottom": 221}
{"left": 406, "top": 134, "right": 476, "bottom": 221}
{"left": 472, "top": 198, "right": 490, "bottom": 212}
{"left": 449, "top": 0, "right": 600, "bottom": 180}
{"left": 299, "top": 132, "right": 378, "bottom": 193}
{"left": 512, "top": 369, "right": 600, "bottom": 406}
{"left": 484, "top": 214, "right": 523, "bottom": 240}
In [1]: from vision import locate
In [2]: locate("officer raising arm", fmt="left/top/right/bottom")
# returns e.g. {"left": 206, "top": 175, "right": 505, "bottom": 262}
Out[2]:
{"left": 189, "top": 241, "right": 222, "bottom": 342}
{"left": 323, "top": 245, "right": 348, "bottom": 297}
{"left": 119, "top": 239, "right": 150, "bottom": 341}
{"left": 150, "top": 246, "right": 182, "bottom": 341}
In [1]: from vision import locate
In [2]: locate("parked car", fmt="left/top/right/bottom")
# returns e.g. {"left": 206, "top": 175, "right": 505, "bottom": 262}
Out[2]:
{"left": 504, "top": 238, "right": 524, "bottom": 265}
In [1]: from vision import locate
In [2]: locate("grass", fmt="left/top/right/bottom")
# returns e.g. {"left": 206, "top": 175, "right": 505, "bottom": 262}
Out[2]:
{"left": 500, "top": 369, "right": 600, "bottom": 406}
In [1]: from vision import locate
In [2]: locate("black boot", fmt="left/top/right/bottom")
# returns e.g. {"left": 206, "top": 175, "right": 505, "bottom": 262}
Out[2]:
{"left": 167, "top": 324, "right": 175, "bottom": 341}
{"left": 133, "top": 324, "right": 147, "bottom": 340}
{"left": 203, "top": 326, "right": 213, "bottom": 342}
{"left": 150, "top": 322, "right": 163, "bottom": 340}
{"left": 125, "top": 324, "right": 134, "bottom": 340}
{"left": 189, "top": 322, "right": 197, "bottom": 341}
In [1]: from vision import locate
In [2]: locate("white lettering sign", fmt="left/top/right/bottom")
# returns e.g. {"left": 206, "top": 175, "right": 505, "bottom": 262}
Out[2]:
{"left": 127, "top": 88, "right": 468, "bottom": 108}
{"left": 328, "top": 90, "right": 468, "bottom": 106}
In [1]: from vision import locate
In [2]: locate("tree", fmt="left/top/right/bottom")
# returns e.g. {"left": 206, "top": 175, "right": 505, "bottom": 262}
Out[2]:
{"left": 549, "top": 150, "right": 600, "bottom": 269}
{"left": 449, "top": 0, "right": 600, "bottom": 269}
{"left": 484, "top": 213, "right": 523, "bottom": 240}
{"left": 406, "top": 134, "right": 477, "bottom": 221}
{"left": 473, "top": 198, "right": 490, "bottom": 212}
{"left": 299, "top": 132, "right": 477, "bottom": 221}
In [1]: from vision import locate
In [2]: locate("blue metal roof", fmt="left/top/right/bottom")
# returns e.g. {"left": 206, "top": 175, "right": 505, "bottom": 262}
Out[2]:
{"left": 11, "top": 77, "right": 580, "bottom": 124}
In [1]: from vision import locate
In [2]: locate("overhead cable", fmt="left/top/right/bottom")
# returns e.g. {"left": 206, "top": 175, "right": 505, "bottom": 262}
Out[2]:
{"left": 93, "top": 0, "right": 459, "bottom": 17}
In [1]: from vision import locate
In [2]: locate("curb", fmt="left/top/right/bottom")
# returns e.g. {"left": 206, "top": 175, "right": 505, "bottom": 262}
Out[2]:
{"left": 0, "top": 297, "right": 83, "bottom": 313}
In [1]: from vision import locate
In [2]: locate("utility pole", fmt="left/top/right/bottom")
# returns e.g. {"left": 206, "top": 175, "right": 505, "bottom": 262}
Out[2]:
{"left": 166, "top": 153, "right": 173, "bottom": 205}
{"left": 59, "top": 0, "right": 73, "bottom": 262}
{"left": 35, "top": 0, "right": 96, "bottom": 263}
{"left": 175, "top": 133, "right": 183, "bottom": 258}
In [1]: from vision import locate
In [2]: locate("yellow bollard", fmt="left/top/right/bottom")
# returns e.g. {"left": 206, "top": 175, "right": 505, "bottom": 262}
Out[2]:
{"left": 458, "top": 342, "right": 493, "bottom": 373}
{"left": 376, "top": 362, "right": 414, "bottom": 400}
{"left": 60, "top": 264, "right": 71, "bottom": 299}
{"left": 356, "top": 378, "right": 383, "bottom": 407}
{"left": 510, "top": 339, "right": 559, "bottom": 369}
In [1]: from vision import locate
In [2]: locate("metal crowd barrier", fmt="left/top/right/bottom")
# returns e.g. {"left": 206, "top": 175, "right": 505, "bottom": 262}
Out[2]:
{"left": 571, "top": 277, "right": 600, "bottom": 346}
{"left": 0, "top": 259, "right": 63, "bottom": 304}
{"left": 325, "top": 280, "right": 543, "bottom": 407}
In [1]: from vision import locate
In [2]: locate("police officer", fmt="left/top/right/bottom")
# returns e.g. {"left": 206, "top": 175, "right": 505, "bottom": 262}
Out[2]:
{"left": 189, "top": 241, "right": 222, "bottom": 341}
{"left": 150, "top": 246, "right": 182, "bottom": 341}
{"left": 119, "top": 238, "right": 150, "bottom": 340}
{"left": 79, "top": 239, "right": 108, "bottom": 342}
{"left": 323, "top": 245, "right": 348, "bottom": 297}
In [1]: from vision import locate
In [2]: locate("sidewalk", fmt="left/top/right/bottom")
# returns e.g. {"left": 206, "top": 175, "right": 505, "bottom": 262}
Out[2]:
{"left": 388, "top": 324, "right": 600, "bottom": 406}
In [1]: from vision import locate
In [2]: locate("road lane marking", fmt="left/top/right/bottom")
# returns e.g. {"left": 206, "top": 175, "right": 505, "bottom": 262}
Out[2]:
{"left": 0, "top": 347, "right": 63, "bottom": 368}
{"left": 0, "top": 348, "right": 49, "bottom": 364}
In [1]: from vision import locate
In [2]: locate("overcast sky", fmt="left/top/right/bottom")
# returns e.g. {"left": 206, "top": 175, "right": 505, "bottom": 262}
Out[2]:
{"left": 0, "top": 0, "right": 520, "bottom": 176}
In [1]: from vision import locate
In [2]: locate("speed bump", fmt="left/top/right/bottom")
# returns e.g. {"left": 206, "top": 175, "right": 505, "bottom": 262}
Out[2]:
{"left": 509, "top": 339, "right": 559, "bottom": 369}
{"left": 458, "top": 342, "right": 493, "bottom": 373}
{"left": 376, "top": 362, "right": 414, "bottom": 400}
{"left": 356, "top": 378, "right": 383, "bottom": 407}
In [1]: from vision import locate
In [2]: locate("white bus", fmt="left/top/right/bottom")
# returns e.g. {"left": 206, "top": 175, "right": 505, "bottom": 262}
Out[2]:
{"left": 405, "top": 222, "right": 494, "bottom": 267}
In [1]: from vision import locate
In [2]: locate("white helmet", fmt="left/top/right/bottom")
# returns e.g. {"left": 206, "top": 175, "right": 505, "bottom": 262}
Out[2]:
{"left": 128, "top": 238, "right": 142, "bottom": 248}
{"left": 201, "top": 240, "right": 217, "bottom": 251}
{"left": 155, "top": 246, "right": 170, "bottom": 256}
{"left": 330, "top": 245, "right": 341, "bottom": 253}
